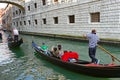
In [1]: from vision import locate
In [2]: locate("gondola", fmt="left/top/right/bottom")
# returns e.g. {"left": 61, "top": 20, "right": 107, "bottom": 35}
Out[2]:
{"left": 32, "top": 41, "right": 120, "bottom": 78}
{"left": 8, "top": 38, "right": 23, "bottom": 48}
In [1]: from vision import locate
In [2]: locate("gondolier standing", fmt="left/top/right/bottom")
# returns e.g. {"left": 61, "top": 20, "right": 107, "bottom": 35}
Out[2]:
{"left": 12, "top": 28, "right": 19, "bottom": 42}
{"left": 83, "top": 29, "right": 100, "bottom": 64}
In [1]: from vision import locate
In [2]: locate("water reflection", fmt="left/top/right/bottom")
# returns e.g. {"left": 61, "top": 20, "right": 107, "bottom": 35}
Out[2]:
{"left": 16, "top": 66, "right": 56, "bottom": 80}
{"left": 0, "top": 43, "right": 14, "bottom": 66}
{"left": 11, "top": 48, "right": 25, "bottom": 58}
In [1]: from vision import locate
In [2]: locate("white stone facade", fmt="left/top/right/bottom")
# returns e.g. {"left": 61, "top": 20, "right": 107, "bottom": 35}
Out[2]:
{"left": 12, "top": 0, "right": 120, "bottom": 40}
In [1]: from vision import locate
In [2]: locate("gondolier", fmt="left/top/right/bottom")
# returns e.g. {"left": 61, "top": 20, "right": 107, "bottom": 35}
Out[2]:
{"left": 12, "top": 28, "right": 19, "bottom": 42}
{"left": 83, "top": 29, "right": 100, "bottom": 64}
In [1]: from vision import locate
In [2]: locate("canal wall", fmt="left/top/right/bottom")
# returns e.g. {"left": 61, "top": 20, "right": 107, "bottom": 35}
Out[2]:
{"left": 20, "top": 31, "right": 120, "bottom": 47}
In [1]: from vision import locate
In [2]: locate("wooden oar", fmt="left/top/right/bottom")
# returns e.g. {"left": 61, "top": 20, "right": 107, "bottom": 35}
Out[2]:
{"left": 97, "top": 44, "right": 120, "bottom": 62}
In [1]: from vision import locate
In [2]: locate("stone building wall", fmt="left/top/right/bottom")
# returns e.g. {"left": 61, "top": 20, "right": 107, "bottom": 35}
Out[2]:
{"left": 12, "top": 0, "right": 120, "bottom": 40}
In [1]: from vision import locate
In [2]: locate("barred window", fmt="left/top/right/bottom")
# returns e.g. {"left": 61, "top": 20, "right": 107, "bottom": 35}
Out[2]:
{"left": 28, "top": 20, "right": 31, "bottom": 25}
{"left": 19, "top": 9, "right": 21, "bottom": 14}
{"left": 28, "top": 6, "right": 30, "bottom": 11}
{"left": 53, "top": 17, "right": 58, "bottom": 24}
{"left": 90, "top": 12, "right": 100, "bottom": 22}
{"left": 54, "top": 0, "right": 58, "bottom": 2}
{"left": 43, "top": 18, "right": 46, "bottom": 24}
{"left": 34, "top": 3, "right": 37, "bottom": 8}
{"left": 20, "top": 21, "right": 22, "bottom": 26}
{"left": 42, "top": 0, "right": 46, "bottom": 5}
{"left": 24, "top": 21, "right": 26, "bottom": 25}
{"left": 69, "top": 15, "right": 75, "bottom": 23}
{"left": 16, "top": 22, "right": 18, "bottom": 26}
{"left": 35, "top": 19, "right": 38, "bottom": 25}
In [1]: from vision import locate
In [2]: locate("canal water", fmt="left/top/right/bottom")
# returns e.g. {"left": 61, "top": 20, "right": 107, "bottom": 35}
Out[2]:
{"left": 0, "top": 34, "right": 120, "bottom": 80}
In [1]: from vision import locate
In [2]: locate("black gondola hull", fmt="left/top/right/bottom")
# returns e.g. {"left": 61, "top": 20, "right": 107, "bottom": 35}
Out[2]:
{"left": 8, "top": 38, "right": 23, "bottom": 48}
{"left": 32, "top": 42, "right": 120, "bottom": 78}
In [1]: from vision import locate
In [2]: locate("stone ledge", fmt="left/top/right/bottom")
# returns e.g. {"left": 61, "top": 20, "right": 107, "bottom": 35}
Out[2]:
{"left": 20, "top": 31, "right": 120, "bottom": 46}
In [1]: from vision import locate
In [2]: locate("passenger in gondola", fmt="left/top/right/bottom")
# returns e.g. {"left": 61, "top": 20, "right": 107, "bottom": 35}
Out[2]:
{"left": 51, "top": 45, "right": 79, "bottom": 62}
{"left": 41, "top": 42, "right": 51, "bottom": 56}
{"left": 50, "top": 44, "right": 64, "bottom": 58}
{"left": 57, "top": 44, "right": 64, "bottom": 58}
{"left": 41, "top": 42, "right": 48, "bottom": 53}
{"left": 51, "top": 46, "right": 59, "bottom": 58}
{"left": 41, "top": 42, "right": 48, "bottom": 51}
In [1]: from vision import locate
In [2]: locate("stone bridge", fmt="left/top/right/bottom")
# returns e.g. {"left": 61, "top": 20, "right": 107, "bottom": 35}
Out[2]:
{"left": 0, "top": 0, "right": 25, "bottom": 10}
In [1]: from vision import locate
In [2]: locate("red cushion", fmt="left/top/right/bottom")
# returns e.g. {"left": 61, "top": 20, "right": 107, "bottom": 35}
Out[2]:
{"left": 61, "top": 51, "right": 79, "bottom": 61}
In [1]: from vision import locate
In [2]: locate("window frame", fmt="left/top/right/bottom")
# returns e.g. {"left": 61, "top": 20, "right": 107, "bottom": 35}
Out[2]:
{"left": 53, "top": 17, "right": 58, "bottom": 24}
{"left": 42, "top": 0, "right": 46, "bottom": 5}
{"left": 68, "top": 15, "right": 75, "bottom": 23}
{"left": 42, "top": 18, "right": 46, "bottom": 24}
{"left": 90, "top": 12, "right": 100, "bottom": 23}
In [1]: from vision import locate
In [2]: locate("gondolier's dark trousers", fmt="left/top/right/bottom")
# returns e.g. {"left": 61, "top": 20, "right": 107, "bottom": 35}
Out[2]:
{"left": 89, "top": 46, "right": 98, "bottom": 63}
{"left": 14, "top": 35, "right": 18, "bottom": 42}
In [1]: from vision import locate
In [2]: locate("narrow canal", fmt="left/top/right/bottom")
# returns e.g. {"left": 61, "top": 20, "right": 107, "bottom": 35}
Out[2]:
{"left": 0, "top": 34, "right": 120, "bottom": 80}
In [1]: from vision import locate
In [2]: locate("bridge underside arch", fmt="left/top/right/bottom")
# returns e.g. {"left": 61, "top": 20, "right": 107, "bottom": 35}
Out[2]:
{"left": 0, "top": 1, "right": 24, "bottom": 11}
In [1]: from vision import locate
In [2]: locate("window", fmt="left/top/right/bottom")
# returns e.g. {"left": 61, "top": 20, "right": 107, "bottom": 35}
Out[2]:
{"left": 90, "top": 12, "right": 100, "bottom": 22}
{"left": 19, "top": 9, "right": 21, "bottom": 14}
{"left": 42, "top": 0, "right": 46, "bottom": 5}
{"left": 20, "top": 21, "right": 22, "bottom": 26}
{"left": 54, "top": 0, "right": 58, "bottom": 3}
{"left": 35, "top": 19, "right": 38, "bottom": 25}
{"left": 24, "top": 21, "right": 26, "bottom": 25}
{"left": 28, "top": 20, "right": 31, "bottom": 25}
{"left": 16, "top": 10, "right": 18, "bottom": 15}
{"left": 69, "top": 15, "right": 75, "bottom": 23}
{"left": 43, "top": 18, "right": 46, "bottom": 24}
{"left": 34, "top": 3, "right": 37, "bottom": 8}
{"left": 16, "top": 22, "right": 18, "bottom": 26}
{"left": 28, "top": 6, "right": 30, "bottom": 11}
{"left": 53, "top": 17, "right": 58, "bottom": 24}
{"left": 13, "top": 22, "right": 15, "bottom": 25}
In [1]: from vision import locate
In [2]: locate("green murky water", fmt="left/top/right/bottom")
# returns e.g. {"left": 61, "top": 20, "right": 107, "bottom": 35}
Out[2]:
{"left": 0, "top": 34, "right": 120, "bottom": 80}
